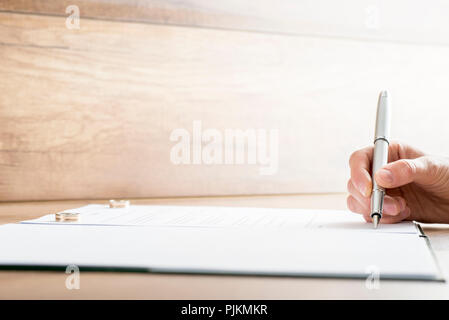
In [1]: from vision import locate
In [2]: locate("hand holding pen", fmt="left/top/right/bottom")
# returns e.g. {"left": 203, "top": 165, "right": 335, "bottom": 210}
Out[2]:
{"left": 347, "top": 92, "right": 449, "bottom": 225}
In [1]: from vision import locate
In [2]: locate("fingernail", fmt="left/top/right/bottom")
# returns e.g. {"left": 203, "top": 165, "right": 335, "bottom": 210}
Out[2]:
{"left": 377, "top": 169, "right": 393, "bottom": 184}
{"left": 383, "top": 197, "right": 403, "bottom": 216}
{"left": 383, "top": 200, "right": 398, "bottom": 215}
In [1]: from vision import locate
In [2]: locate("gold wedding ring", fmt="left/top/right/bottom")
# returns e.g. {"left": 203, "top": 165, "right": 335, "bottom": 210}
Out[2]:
{"left": 109, "top": 199, "right": 130, "bottom": 208}
{"left": 55, "top": 211, "right": 80, "bottom": 222}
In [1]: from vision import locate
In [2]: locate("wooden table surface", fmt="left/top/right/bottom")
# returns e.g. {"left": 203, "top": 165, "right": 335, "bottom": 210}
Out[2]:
{"left": 1, "top": 193, "right": 449, "bottom": 299}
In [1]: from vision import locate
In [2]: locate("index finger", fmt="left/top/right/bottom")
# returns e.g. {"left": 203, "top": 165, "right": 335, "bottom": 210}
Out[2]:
{"left": 349, "top": 146, "right": 373, "bottom": 197}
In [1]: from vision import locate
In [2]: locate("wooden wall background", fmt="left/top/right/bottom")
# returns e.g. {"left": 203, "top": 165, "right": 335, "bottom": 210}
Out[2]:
{"left": 1, "top": 0, "right": 449, "bottom": 201}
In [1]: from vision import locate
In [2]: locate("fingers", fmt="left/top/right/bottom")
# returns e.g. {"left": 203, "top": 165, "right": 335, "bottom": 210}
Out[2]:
{"left": 387, "top": 141, "right": 425, "bottom": 162}
{"left": 347, "top": 193, "right": 405, "bottom": 216}
{"left": 346, "top": 185, "right": 408, "bottom": 223}
{"left": 374, "top": 156, "right": 444, "bottom": 188}
{"left": 347, "top": 179, "right": 367, "bottom": 206}
{"left": 347, "top": 142, "right": 427, "bottom": 224}
{"left": 363, "top": 206, "right": 411, "bottom": 224}
{"left": 349, "top": 147, "right": 373, "bottom": 197}
{"left": 349, "top": 142, "right": 426, "bottom": 193}
{"left": 347, "top": 195, "right": 368, "bottom": 215}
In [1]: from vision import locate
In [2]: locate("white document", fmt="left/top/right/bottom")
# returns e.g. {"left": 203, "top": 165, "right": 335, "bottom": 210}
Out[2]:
{"left": 22, "top": 204, "right": 417, "bottom": 233}
{"left": 0, "top": 205, "right": 441, "bottom": 280}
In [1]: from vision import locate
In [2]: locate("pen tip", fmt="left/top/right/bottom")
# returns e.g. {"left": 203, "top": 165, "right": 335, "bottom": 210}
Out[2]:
{"left": 380, "top": 90, "right": 388, "bottom": 98}
{"left": 372, "top": 214, "right": 380, "bottom": 229}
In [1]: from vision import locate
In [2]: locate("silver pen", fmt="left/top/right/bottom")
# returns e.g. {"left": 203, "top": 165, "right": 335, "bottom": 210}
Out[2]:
{"left": 371, "top": 91, "right": 391, "bottom": 229}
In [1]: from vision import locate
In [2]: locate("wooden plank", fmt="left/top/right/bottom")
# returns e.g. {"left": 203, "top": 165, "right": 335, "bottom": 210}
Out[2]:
{"left": 1, "top": 12, "right": 449, "bottom": 200}
{"left": 2, "top": 0, "right": 449, "bottom": 46}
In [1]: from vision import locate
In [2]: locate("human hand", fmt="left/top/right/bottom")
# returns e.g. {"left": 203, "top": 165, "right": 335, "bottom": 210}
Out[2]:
{"left": 347, "top": 141, "right": 449, "bottom": 223}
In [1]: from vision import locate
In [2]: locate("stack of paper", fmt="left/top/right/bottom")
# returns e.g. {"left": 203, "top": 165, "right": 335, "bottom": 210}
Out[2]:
{"left": 0, "top": 205, "right": 441, "bottom": 280}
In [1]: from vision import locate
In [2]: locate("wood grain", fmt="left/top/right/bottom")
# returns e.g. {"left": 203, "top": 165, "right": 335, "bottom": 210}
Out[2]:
{"left": 2, "top": 0, "right": 449, "bottom": 46}
{"left": 1, "top": 12, "right": 449, "bottom": 200}
{"left": 0, "top": 195, "right": 449, "bottom": 299}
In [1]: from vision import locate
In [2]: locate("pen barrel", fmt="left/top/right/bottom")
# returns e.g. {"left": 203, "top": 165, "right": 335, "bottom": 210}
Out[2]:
{"left": 371, "top": 189, "right": 385, "bottom": 216}
{"left": 372, "top": 139, "right": 389, "bottom": 186}
{"left": 371, "top": 139, "right": 389, "bottom": 217}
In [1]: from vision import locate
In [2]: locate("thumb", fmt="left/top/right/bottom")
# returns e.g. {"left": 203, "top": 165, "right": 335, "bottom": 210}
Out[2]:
{"left": 374, "top": 156, "right": 441, "bottom": 188}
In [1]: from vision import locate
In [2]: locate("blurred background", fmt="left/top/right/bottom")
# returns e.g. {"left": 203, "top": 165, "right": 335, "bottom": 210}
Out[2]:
{"left": 1, "top": 0, "right": 448, "bottom": 201}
